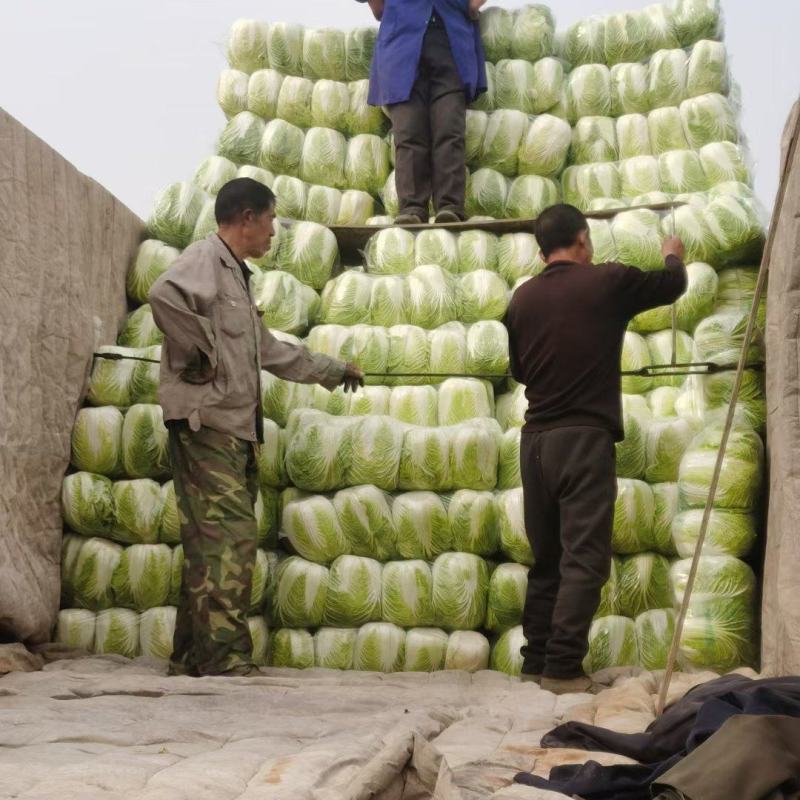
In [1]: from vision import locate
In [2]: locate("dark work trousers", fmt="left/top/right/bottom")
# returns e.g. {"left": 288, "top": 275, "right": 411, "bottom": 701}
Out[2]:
{"left": 387, "top": 18, "right": 466, "bottom": 220}
{"left": 519, "top": 426, "right": 617, "bottom": 678}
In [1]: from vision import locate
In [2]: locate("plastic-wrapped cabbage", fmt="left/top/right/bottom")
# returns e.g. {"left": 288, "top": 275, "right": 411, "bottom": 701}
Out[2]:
{"left": 87, "top": 346, "right": 142, "bottom": 408}
{"left": 511, "top": 5, "right": 555, "bottom": 61}
{"left": 562, "top": 16, "right": 606, "bottom": 66}
{"left": 649, "top": 387, "right": 680, "bottom": 418}
{"left": 670, "top": 554, "right": 756, "bottom": 671}
{"left": 62, "top": 472, "right": 115, "bottom": 538}
{"left": 466, "top": 168, "right": 509, "bottom": 219}
{"left": 465, "top": 109, "right": 489, "bottom": 167}
{"left": 218, "top": 68, "right": 249, "bottom": 119}
{"left": 597, "top": 556, "right": 621, "bottom": 617}
{"left": 616, "top": 407, "right": 647, "bottom": 480}
{"left": 193, "top": 155, "right": 238, "bottom": 197}
{"left": 308, "top": 79, "right": 349, "bottom": 131}
{"left": 681, "top": 93, "right": 738, "bottom": 150}
{"left": 382, "top": 560, "right": 434, "bottom": 627}
{"left": 127, "top": 240, "right": 180, "bottom": 305}
{"left": 226, "top": 19, "right": 269, "bottom": 73}
{"left": 466, "top": 321, "right": 509, "bottom": 377}
{"left": 271, "top": 627, "right": 314, "bottom": 668}
{"left": 678, "top": 423, "right": 764, "bottom": 512}
{"left": 570, "top": 116, "right": 618, "bottom": 165}
{"left": 300, "top": 127, "right": 346, "bottom": 189}
{"left": 405, "top": 264, "right": 457, "bottom": 329}
{"left": 587, "top": 219, "right": 617, "bottom": 263}
{"left": 367, "top": 275, "right": 405, "bottom": 327}
{"left": 334, "top": 484, "right": 397, "bottom": 560}
{"left": 469, "top": 60, "right": 495, "bottom": 113}
{"left": 72, "top": 537, "right": 123, "bottom": 611}
{"left": 505, "top": 176, "right": 560, "bottom": 220}
{"left": 403, "top": 627, "right": 448, "bottom": 671}
{"left": 562, "top": 163, "right": 621, "bottom": 210}
{"left": 267, "top": 22, "right": 305, "bottom": 75}
{"left": 323, "top": 555, "right": 382, "bottom": 626}
{"left": 345, "top": 134, "right": 391, "bottom": 195}
{"left": 616, "top": 114, "right": 652, "bottom": 159}
{"left": 302, "top": 27, "right": 346, "bottom": 81}
{"left": 381, "top": 171, "right": 399, "bottom": 217}
{"left": 610, "top": 63, "right": 650, "bottom": 117}
{"left": 285, "top": 411, "right": 352, "bottom": 492}
{"left": 604, "top": 11, "right": 650, "bottom": 65}
{"left": 255, "top": 487, "right": 279, "bottom": 549}
{"left": 61, "top": 535, "right": 85, "bottom": 606}
{"left": 438, "top": 378, "right": 493, "bottom": 426}
{"left": 687, "top": 39, "right": 729, "bottom": 97}
{"left": 485, "top": 562, "right": 527, "bottom": 632}
{"left": 71, "top": 407, "right": 123, "bottom": 477}
{"left": 704, "top": 369, "right": 766, "bottom": 432}
{"left": 386, "top": 324, "right": 429, "bottom": 385}
{"left": 617, "top": 553, "right": 671, "bottom": 618}
{"left": 256, "top": 270, "right": 321, "bottom": 336}
{"left": 498, "top": 58, "right": 563, "bottom": 115}
{"left": 497, "top": 428, "right": 521, "bottom": 490}
{"left": 613, "top": 209, "right": 664, "bottom": 271}
{"left": 495, "top": 382, "right": 526, "bottom": 431}
{"left": 312, "top": 627, "right": 356, "bottom": 670}
{"left": 272, "top": 174, "right": 307, "bottom": 220}
{"left": 118, "top": 305, "right": 162, "bottom": 349}
{"left": 247, "top": 616, "right": 269, "bottom": 666}
{"left": 497, "top": 488, "right": 534, "bottom": 566}
{"left": 304, "top": 184, "right": 342, "bottom": 226}
{"left": 673, "top": 0, "right": 723, "bottom": 46}
{"left": 645, "top": 417, "right": 695, "bottom": 483}
{"left": 353, "top": 622, "right": 406, "bottom": 672}
{"left": 648, "top": 49, "right": 688, "bottom": 109}
{"left": 217, "top": 111, "right": 265, "bottom": 166}
{"left": 451, "top": 420, "right": 501, "bottom": 490}
{"left": 415, "top": 229, "right": 459, "bottom": 273}
{"left": 392, "top": 490, "right": 450, "bottom": 559}
{"left": 427, "top": 322, "right": 466, "bottom": 378}
{"left": 275, "top": 221, "right": 338, "bottom": 290}
{"left": 455, "top": 232, "right": 496, "bottom": 277}
{"left": 247, "top": 68, "right": 284, "bottom": 120}
{"left": 517, "top": 114, "right": 571, "bottom": 178}
{"left": 335, "top": 190, "right": 373, "bottom": 226}
{"left": 699, "top": 142, "right": 750, "bottom": 188}
{"left": 496, "top": 233, "right": 544, "bottom": 285}
{"left": 621, "top": 332, "right": 653, "bottom": 395}
{"left": 648, "top": 106, "right": 689, "bottom": 154}
{"left": 644, "top": 330, "right": 694, "bottom": 389}
{"left": 111, "top": 543, "right": 171, "bottom": 612}
{"left": 642, "top": 3, "right": 681, "bottom": 50}
{"left": 619, "top": 156, "right": 662, "bottom": 200}
{"left": 636, "top": 608, "right": 676, "bottom": 670}
{"left": 261, "top": 370, "right": 312, "bottom": 428}
{"left": 148, "top": 182, "right": 207, "bottom": 249}
{"left": 389, "top": 386, "right": 437, "bottom": 426}
{"left": 445, "top": 630, "right": 490, "bottom": 671}
{"left": 398, "top": 424, "right": 452, "bottom": 491}
{"left": 694, "top": 309, "right": 764, "bottom": 365}
{"left": 347, "top": 79, "right": 387, "bottom": 137}
{"left": 94, "top": 608, "right": 140, "bottom": 658}
{"left": 671, "top": 508, "right": 756, "bottom": 559}
{"left": 365, "top": 227, "right": 415, "bottom": 275}
{"left": 282, "top": 492, "right": 347, "bottom": 564}
{"left": 457, "top": 269, "right": 509, "bottom": 323}
{"left": 259, "top": 118, "right": 304, "bottom": 178}
{"left": 447, "top": 489, "right": 498, "bottom": 556}
{"left": 623, "top": 393, "right": 653, "bottom": 422}
{"left": 112, "top": 479, "right": 163, "bottom": 545}
{"left": 613, "top": 479, "right": 655, "bottom": 554}
{"left": 704, "top": 196, "right": 765, "bottom": 265}
{"left": 490, "top": 624, "right": 525, "bottom": 675}
{"left": 433, "top": 552, "right": 489, "bottom": 631}
{"left": 345, "top": 26, "right": 376, "bottom": 81}
{"left": 157, "top": 481, "right": 180, "bottom": 545}
{"left": 479, "top": 109, "right": 527, "bottom": 177}
{"left": 121, "top": 403, "right": 170, "bottom": 480}
{"left": 56, "top": 608, "right": 97, "bottom": 651}
{"left": 167, "top": 545, "right": 183, "bottom": 606}
{"left": 319, "top": 271, "right": 371, "bottom": 327}
{"left": 273, "top": 556, "right": 329, "bottom": 627}
{"left": 659, "top": 149, "right": 710, "bottom": 195}
{"left": 479, "top": 6, "right": 513, "bottom": 61}
{"left": 584, "top": 615, "right": 639, "bottom": 673}
{"left": 567, "top": 65, "right": 612, "bottom": 123}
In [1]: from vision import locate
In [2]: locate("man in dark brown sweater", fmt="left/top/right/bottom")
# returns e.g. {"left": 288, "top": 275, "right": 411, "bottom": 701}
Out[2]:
{"left": 504, "top": 204, "right": 686, "bottom": 695}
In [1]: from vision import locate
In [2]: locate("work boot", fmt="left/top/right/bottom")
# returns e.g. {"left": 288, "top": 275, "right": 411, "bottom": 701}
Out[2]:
{"left": 394, "top": 212, "right": 424, "bottom": 225}
{"left": 541, "top": 674, "right": 599, "bottom": 695}
{"left": 519, "top": 672, "right": 542, "bottom": 684}
{"left": 434, "top": 209, "right": 463, "bottom": 224}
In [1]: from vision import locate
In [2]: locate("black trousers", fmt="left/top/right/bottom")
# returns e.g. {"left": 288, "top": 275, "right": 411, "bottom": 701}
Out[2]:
{"left": 387, "top": 19, "right": 466, "bottom": 219}
{"left": 519, "top": 426, "right": 617, "bottom": 679}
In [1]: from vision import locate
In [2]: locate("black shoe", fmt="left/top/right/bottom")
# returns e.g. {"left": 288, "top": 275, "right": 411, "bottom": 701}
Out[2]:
{"left": 394, "top": 213, "right": 424, "bottom": 225}
{"left": 434, "top": 209, "right": 463, "bottom": 224}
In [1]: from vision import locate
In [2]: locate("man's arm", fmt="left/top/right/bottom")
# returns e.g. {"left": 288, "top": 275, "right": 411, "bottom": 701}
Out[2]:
{"left": 354, "top": 0, "right": 384, "bottom": 21}
{"left": 261, "top": 327, "right": 363, "bottom": 391}
{"left": 611, "top": 236, "right": 688, "bottom": 318}
{"left": 469, "top": 0, "right": 487, "bottom": 20}
{"left": 503, "top": 309, "right": 524, "bottom": 384}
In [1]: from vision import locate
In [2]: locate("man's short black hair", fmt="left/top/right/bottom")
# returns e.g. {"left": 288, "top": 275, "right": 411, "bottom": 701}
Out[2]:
{"left": 215, "top": 178, "right": 276, "bottom": 225}
{"left": 533, "top": 204, "right": 589, "bottom": 258}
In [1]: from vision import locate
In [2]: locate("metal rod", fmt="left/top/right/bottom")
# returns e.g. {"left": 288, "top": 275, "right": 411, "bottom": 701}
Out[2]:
{"left": 655, "top": 102, "right": 800, "bottom": 717}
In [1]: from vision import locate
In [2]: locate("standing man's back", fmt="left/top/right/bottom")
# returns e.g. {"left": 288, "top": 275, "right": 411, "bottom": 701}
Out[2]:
{"left": 504, "top": 204, "right": 687, "bottom": 694}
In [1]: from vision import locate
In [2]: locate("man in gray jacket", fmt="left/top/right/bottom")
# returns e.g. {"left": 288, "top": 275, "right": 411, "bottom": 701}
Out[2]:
{"left": 149, "top": 178, "right": 363, "bottom": 676}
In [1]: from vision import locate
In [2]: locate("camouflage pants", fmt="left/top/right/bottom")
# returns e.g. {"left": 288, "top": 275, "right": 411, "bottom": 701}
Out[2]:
{"left": 167, "top": 421, "right": 259, "bottom": 676}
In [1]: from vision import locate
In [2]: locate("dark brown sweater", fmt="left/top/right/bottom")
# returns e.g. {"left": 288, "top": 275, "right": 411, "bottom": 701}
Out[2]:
{"left": 504, "top": 256, "right": 687, "bottom": 441}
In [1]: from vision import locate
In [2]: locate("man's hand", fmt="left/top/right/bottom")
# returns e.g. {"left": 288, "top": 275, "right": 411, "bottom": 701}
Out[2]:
{"left": 469, "top": 0, "right": 487, "bottom": 20}
{"left": 367, "top": 0, "right": 384, "bottom": 21}
{"left": 180, "top": 351, "right": 215, "bottom": 385}
{"left": 661, "top": 235, "right": 685, "bottom": 263}
{"left": 340, "top": 363, "right": 365, "bottom": 393}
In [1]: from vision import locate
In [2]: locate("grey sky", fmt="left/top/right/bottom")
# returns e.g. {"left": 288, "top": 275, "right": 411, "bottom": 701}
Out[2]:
{"left": 3, "top": 1, "right": 798, "bottom": 221}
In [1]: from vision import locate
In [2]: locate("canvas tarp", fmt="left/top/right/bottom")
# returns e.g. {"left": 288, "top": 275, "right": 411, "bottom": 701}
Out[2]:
{"left": 0, "top": 109, "right": 144, "bottom": 643}
{"left": 762, "top": 99, "right": 800, "bottom": 676}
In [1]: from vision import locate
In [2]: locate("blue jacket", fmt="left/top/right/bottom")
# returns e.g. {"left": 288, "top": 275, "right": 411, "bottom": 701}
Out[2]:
{"left": 357, "top": 0, "right": 487, "bottom": 106}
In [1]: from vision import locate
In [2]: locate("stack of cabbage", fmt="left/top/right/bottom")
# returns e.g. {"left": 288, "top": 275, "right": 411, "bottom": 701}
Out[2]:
{"left": 57, "top": 0, "right": 766, "bottom": 677}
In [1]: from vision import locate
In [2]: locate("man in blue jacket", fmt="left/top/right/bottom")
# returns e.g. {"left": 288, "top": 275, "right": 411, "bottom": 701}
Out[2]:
{"left": 357, "top": 0, "right": 487, "bottom": 224}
